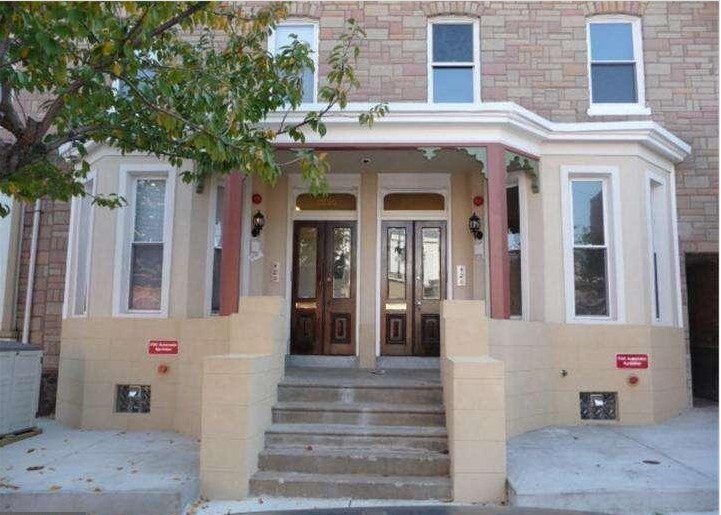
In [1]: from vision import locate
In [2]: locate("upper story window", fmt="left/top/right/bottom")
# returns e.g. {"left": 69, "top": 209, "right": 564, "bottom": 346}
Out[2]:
{"left": 271, "top": 22, "right": 318, "bottom": 104}
{"left": 586, "top": 17, "right": 649, "bottom": 116}
{"left": 428, "top": 18, "right": 479, "bottom": 103}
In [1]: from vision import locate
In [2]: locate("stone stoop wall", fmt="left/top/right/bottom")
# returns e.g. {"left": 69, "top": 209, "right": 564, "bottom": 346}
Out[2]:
{"left": 441, "top": 300, "right": 507, "bottom": 503}
{"left": 200, "top": 296, "right": 288, "bottom": 500}
{"left": 56, "top": 296, "right": 287, "bottom": 440}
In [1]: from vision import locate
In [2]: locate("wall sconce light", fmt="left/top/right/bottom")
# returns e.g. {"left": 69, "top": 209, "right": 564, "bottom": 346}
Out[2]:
{"left": 251, "top": 211, "right": 266, "bottom": 237}
{"left": 468, "top": 212, "right": 483, "bottom": 240}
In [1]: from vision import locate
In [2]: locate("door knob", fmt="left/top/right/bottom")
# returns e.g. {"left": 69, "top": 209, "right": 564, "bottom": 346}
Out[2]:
{"left": 415, "top": 300, "right": 422, "bottom": 307}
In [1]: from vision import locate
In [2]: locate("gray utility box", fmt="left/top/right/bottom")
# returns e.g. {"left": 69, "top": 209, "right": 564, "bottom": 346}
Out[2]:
{"left": 0, "top": 341, "right": 42, "bottom": 435}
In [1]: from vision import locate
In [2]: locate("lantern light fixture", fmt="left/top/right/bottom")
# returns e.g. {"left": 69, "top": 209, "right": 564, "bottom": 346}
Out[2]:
{"left": 468, "top": 212, "right": 483, "bottom": 240}
{"left": 251, "top": 211, "right": 266, "bottom": 237}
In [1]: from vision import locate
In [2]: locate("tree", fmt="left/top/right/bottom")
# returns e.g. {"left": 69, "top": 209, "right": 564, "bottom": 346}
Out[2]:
{"left": 0, "top": 2, "right": 386, "bottom": 216}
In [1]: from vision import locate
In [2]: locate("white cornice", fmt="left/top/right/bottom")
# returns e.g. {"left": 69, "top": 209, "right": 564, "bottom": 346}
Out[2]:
{"left": 266, "top": 101, "right": 692, "bottom": 163}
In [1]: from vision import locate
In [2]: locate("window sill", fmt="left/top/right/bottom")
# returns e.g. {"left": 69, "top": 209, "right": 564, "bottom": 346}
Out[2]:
{"left": 587, "top": 104, "right": 652, "bottom": 117}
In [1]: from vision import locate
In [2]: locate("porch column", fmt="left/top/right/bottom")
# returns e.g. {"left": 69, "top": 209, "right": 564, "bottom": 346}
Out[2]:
{"left": 219, "top": 172, "right": 244, "bottom": 316}
{"left": 487, "top": 144, "right": 510, "bottom": 319}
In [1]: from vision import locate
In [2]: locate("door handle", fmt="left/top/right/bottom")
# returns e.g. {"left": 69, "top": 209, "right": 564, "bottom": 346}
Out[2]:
{"left": 415, "top": 300, "right": 422, "bottom": 307}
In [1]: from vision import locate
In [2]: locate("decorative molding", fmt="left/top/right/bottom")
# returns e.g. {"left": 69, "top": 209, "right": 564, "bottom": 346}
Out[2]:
{"left": 506, "top": 153, "right": 539, "bottom": 193}
{"left": 422, "top": 1, "right": 484, "bottom": 18}
{"left": 584, "top": 1, "right": 648, "bottom": 17}
{"left": 418, "top": 147, "right": 441, "bottom": 160}
{"left": 460, "top": 147, "right": 487, "bottom": 177}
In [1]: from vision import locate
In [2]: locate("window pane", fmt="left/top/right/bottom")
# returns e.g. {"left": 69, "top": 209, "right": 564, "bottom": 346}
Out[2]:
{"left": 331, "top": 227, "right": 352, "bottom": 299}
{"left": 591, "top": 63, "right": 637, "bottom": 103}
{"left": 422, "top": 228, "right": 441, "bottom": 300}
{"left": 384, "top": 193, "right": 445, "bottom": 211}
{"left": 507, "top": 186, "right": 522, "bottom": 317}
{"left": 129, "top": 243, "right": 163, "bottom": 310}
{"left": 134, "top": 179, "right": 166, "bottom": 243}
{"left": 432, "top": 24, "right": 473, "bottom": 62}
{"left": 574, "top": 248, "right": 609, "bottom": 316}
{"left": 296, "top": 193, "right": 356, "bottom": 211}
{"left": 509, "top": 250, "right": 522, "bottom": 317}
{"left": 590, "top": 23, "right": 634, "bottom": 61}
{"left": 275, "top": 24, "right": 315, "bottom": 103}
{"left": 433, "top": 67, "right": 474, "bottom": 103}
{"left": 74, "top": 180, "right": 94, "bottom": 315}
{"left": 214, "top": 185, "right": 224, "bottom": 248}
{"left": 387, "top": 227, "right": 406, "bottom": 300}
{"left": 572, "top": 181, "right": 605, "bottom": 245}
{"left": 211, "top": 248, "right": 222, "bottom": 313}
{"left": 297, "top": 227, "right": 317, "bottom": 299}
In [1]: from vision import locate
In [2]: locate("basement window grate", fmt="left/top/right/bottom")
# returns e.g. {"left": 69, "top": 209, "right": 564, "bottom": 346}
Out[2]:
{"left": 580, "top": 391, "right": 617, "bottom": 420}
{"left": 115, "top": 384, "right": 151, "bottom": 413}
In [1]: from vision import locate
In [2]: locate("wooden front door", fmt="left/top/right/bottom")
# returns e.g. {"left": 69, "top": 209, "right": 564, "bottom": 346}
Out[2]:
{"left": 381, "top": 221, "right": 447, "bottom": 357}
{"left": 291, "top": 221, "right": 356, "bottom": 355}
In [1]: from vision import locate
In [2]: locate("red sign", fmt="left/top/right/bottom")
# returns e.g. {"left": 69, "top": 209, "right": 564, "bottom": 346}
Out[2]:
{"left": 616, "top": 353, "right": 648, "bottom": 369}
{"left": 148, "top": 340, "right": 179, "bottom": 355}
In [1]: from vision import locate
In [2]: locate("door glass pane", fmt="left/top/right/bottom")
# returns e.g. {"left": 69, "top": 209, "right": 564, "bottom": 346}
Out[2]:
{"left": 590, "top": 23, "right": 634, "bottom": 61}
{"left": 134, "top": 179, "right": 166, "bottom": 243}
{"left": 332, "top": 227, "right": 351, "bottom": 299}
{"left": 574, "top": 247, "right": 609, "bottom": 316}
{"left": 421, "top": 228, "right": 441, "bottom": 300}
{"left": 433, "top": 67, "right": 473, "bottom": 103}
{"left": 297, "top": 227, "right": 318, "bottom": 299}
{"left": 507, "top": 186, "right": 522, "bottom": 317}
{"left": 129, "top": 243, "right": 163, "bottom": 310}
{"left": 591, "top": 63, "right": 637, "bottom": 103}
{"left": 432, "top": 23, "right": 473, "bottom": 62}
{"left": 572, "top": 181, "right": 605, "bottom": 245}
{"left": 387, "top": 227, "right": 407, "bottom": 300}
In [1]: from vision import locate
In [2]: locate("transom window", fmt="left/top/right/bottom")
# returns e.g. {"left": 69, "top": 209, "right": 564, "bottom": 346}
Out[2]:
{"left": 272, "top": 22, "right": 317, "bottom": 104}
{"left": 587, "top": 17, "right": 647, "bottom": 115}
{"left": 428, "top": 19, "right": 479, "bottom": 103}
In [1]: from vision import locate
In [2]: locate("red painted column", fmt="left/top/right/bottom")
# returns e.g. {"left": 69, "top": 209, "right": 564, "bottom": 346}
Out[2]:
{"left": 219, "top": 172, "right": 244, "bottom": 316}
{"left": 487, "top": 144, "right": 510, "bottom": 319}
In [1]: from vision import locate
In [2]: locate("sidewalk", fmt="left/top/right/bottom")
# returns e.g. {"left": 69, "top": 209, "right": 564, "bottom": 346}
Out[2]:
{"left": 507, "top": 406, "right": 719, "bottom": 515}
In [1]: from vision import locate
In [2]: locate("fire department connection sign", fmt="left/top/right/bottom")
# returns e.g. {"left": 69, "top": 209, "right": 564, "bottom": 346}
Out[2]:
{"left": 616, "top": 353, "right": 649, "bottom": 369}
{"left": 148, "top": 340, "right": 179, "bottom": 355}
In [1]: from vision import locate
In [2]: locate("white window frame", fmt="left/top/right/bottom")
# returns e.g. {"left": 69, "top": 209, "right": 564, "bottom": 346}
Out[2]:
{"left": 586, "top": 16, "right": 650, "bottom": 116}
{"left": 63, "top": 172, "right": 97, "bottom": 318}
{"left": 205, "top": 179, "right": 225, "bottom": 316}
{"left": 113, "top": 164, "right": 175, "bottom": 318}
{"left": 561, "top": 166, "right": 625, "bottom": 324}
{"left": 645, "top": 170, "right": 676, "bottom": 326}
{"left": 268, "top": 19, "right": 319, "bottom": 105}
{"left": 427, "top": 16, "right": 481, "bottom": 104}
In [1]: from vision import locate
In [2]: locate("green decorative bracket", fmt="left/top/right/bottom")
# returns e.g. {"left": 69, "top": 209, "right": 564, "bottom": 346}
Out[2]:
{"left": 418, "top": 147, "right": 441, "bottom": 160}
{"left": 460, "top": 147, "right": 487, "bottom": 178}
{"left": 505, "top": 153, "right": 540, "bottom": 193}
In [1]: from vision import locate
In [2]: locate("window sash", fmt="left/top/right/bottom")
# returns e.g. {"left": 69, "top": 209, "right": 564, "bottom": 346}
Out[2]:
{"left": 272, "top": 22, "right": 317, "bottom": 103}
{"left": 429, "top": 20, "right": 478, "bottom": 103}
{"left": 587, "top": 20, "right": 642, "bottom": 106}
{"left": 570, "top": 178, "right": 611, "bottom": 318}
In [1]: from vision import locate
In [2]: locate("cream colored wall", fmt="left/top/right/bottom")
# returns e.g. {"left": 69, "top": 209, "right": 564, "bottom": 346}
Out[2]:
{"left": 359, "top": 172, "right": 378, "bottom": 367}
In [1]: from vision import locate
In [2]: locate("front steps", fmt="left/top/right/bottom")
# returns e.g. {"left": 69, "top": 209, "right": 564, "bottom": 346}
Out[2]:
{"left": 249, "top": 366, "right": 451, "bottom": 500}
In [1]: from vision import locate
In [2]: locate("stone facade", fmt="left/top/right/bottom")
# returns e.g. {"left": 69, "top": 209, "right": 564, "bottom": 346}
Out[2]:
{"left": 8, "top": 1, "right": 718, "bottom": 413}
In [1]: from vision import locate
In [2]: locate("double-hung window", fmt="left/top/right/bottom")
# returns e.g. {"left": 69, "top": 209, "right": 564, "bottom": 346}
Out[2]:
{"left": 562, "top": 167, "right": 623, "bottom": 322}
{"left": 65, "top": 177, "right": 95, "bottom": 317}
{"left": 428, "top": 18, "right": 479, "bottom": 103}
{"left": 271, "top": 22, "right": 318, "bottom": 104}
{"left": 116, "top": 166, "right": 175, "bottom": 316}
{"left": 587, "top": 17, "right": 648, "bottom": 115}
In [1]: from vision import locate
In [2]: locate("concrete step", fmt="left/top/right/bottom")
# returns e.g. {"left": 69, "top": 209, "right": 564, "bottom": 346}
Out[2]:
{"left": 249, "top": 471, "right": 452, "bottom": 500}
{"left": 265, "top": 423, "right": 449, "bottom": 452}
{"left": 277, "top": 383, "right": 443, "bottom": 405}
{"left": 258, "top": 445, "right": 450, "bottom": 477}
{"left": 272, "top": 401, "right": 445, "bottom": 427}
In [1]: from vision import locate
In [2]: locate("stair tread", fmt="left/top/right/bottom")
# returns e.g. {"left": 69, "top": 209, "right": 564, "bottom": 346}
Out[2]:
{"left": 251, "top": 470, "right": 451, "bottom": 485}
{"left": 281, "top": 368, "right": 441, "bottom": 389}
{"left": 261, "top": 444, "right": 449, "bottom": 459}
{"left": 267, "top": 423, "right": 448, "bottom": 437}
{"left": 273, "top": 401, "right": 444, "bottom": 413}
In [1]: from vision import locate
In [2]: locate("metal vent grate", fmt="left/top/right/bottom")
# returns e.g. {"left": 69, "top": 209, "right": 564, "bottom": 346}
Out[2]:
{"left": 115, "top": 384, "right": 151, "bottom": 413}
{"left": 580, "top": 391, "right": 617, "bottom": 420}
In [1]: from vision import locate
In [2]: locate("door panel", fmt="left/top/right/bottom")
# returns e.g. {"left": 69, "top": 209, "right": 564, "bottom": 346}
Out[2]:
{"left": 414, "top": 222, "right": 446, "bottom": 357}
{"left": 291, "top": 221, "right": 356, "bottom": 356}
{"left": 381, "top": 221, "right": 446, "bottom": 357}
{"left": 381, "top": 222, "right": 413, "bottom": 356}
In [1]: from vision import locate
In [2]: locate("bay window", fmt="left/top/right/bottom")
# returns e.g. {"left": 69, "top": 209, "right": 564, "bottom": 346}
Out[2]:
{"left": 65, "top": 177, "right": 95, "bottom": 317}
